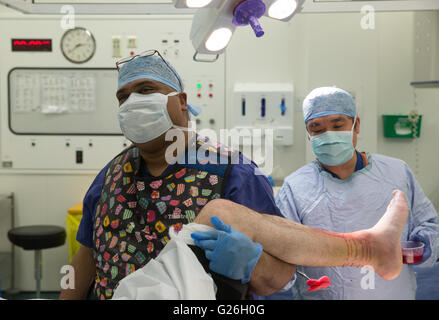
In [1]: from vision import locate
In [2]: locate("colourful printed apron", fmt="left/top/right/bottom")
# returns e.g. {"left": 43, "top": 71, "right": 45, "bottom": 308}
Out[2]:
{"left": 92, "top": 136, "right": 233, "bottom": 300}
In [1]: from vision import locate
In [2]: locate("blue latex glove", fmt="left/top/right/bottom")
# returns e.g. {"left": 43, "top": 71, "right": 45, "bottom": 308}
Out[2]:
{"left": 191, "top": 216, "right": 263, "bottom": 283}
{"left": 410, "top": 233, "right": 431, "bottom": 265}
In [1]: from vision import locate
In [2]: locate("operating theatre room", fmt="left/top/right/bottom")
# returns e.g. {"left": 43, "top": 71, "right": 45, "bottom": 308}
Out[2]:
{"left": 0, "top": 0, "right": 438, "bottom": 303}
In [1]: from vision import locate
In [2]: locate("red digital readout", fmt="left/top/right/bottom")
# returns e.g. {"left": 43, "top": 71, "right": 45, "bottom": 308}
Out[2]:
{"left": 12, "top": 39, "right": 52, "bottom": 51}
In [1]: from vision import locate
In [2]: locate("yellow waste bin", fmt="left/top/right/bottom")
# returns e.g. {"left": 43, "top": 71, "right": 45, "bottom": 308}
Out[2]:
{"left": 66, "top": 203, "right": 83, "bottom": 263}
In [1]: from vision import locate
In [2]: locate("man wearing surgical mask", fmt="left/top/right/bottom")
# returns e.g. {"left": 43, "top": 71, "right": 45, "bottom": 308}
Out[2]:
{"left": 261, "top": 87, "right": 439, "bottom": 300}
{"left": 60, "top": 50, "right": 284, "bottom": 300}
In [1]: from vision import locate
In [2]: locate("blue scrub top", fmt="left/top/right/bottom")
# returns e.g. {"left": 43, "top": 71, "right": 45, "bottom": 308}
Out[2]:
{"left": 77, "top": 152, "right": 282, "bottom": 248}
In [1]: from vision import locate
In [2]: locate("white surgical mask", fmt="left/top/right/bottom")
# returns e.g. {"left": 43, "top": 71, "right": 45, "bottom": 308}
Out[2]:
{"left": 118, "top": 91, "right": 180, "bottom": 143}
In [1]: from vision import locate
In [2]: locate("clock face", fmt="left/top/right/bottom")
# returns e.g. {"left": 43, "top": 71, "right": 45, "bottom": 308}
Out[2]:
{"left": 61, "top": 27, "right": 96, "bottom": 64}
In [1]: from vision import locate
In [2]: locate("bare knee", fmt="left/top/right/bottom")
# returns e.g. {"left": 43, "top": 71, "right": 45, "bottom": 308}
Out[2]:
{"left": 194, "top": 199, "right": 234, "bottom": 226}
{"left": 194, "top": 199, "right": 260, "bottom": 241}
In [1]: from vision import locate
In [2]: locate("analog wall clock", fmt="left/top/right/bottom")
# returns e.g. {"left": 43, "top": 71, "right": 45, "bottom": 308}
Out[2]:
{"left": 61, "top": 27, "right": 96, "bottom": 64}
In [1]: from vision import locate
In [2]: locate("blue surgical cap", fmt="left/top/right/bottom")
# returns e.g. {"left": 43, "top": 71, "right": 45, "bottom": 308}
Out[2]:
{"left": 187, "top": 104, "right": 201, "bottom": 116}
{"left": 118, "top": 54, "right": 201, "bottom": 117}
{"left": 302, "top": 87, "right": 356, "bottom": 124}
{"left": 118, "top": 54, "right": 184, "bottom": 92}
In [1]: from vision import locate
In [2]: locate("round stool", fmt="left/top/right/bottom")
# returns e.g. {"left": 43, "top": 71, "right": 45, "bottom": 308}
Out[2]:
{"left": 8, "top": 225, "right": 66, "bottom": 299}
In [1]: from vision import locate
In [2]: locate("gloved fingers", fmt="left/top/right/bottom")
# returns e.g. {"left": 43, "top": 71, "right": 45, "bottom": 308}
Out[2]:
{"left": 210, "top": 216, "right": 232, "bottom": 233}
{"left": 410, "top": 233, "right": 430, "bottom": 246}
{"left": 191, "top": 230, "right": 221, "bottom": 241}
{"left": 241, "top": 242, "right": 263, "bottom": 284}
{"left": 423, "top": 245, "right": 432, "bottom": 260}
{"left": 409, "top": 234, "right": 430, "bottom": 249}
{"left": 409, "top": 234, "right": 423, "bottom": 243}
{"left": 194, "top": 239, "right": 217, "bottom": 251}
{"left": 205, "top": 249, "right": 213, "bottom": 261}
{"left": 409, "top": 233, "right": 431, "bottom": 263}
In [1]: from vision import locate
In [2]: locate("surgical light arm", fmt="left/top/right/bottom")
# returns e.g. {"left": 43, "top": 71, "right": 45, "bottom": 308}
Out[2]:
{"left": 174, "top": 0, "right": 305, "bottom": 61}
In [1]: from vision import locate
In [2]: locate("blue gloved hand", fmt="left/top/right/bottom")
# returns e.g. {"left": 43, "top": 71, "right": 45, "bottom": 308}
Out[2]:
{"left": 191, "top": 216, "right": 263, "bottom": 284}
{"left": 409, "top": 233, "right": 431, "bottom": 265}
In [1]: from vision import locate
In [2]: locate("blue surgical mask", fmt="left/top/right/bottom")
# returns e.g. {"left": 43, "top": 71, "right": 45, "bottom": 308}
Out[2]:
{"left": 309, "top": 118, "right": 356, "bottom": 166}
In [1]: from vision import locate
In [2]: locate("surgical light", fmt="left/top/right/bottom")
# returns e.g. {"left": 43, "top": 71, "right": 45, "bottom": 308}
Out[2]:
{"left": 186, "top": 0, "right": 304, "bottom": 61}
{"left": 268, "top": 0, "right": 298, "bottom": 20}
{"left": 205, "top": 27, "right": 233, "bottom": 52}
{"left": 173, "top": 0, "right": 215, "bottom": 8}
{"left": 185, "top": 0, "right": 212, "bottom": 8}
{"left": 190, "top": 7, "right": 237, "bottom": 59}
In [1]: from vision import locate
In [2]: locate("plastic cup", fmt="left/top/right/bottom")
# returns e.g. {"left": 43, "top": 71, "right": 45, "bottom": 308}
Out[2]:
{"left": 401, "top": 241, "right": 424, "bottom": 264}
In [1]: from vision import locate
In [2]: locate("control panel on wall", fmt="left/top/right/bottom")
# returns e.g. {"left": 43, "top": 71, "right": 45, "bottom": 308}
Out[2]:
{"left": 1, "top": 18, "right": 225, "bottom": 171}
{"left": 160, "top": 35, "right": 225, "bottom": 137}
{"left": 1, "top": 136, "right": 131, "bottom": 170}
{"left": 232, "top": 83, "right": 294, "bottom": 146}
{"left": 185, "top": 76, "right": 220, "bottom": 133}
{"left": 109, "top": 31, "right": 225, "bottom": 136}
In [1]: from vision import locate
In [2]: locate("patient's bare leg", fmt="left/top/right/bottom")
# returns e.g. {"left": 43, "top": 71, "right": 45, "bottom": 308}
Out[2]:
{"left": 194, "top": 190, "right": 408, "bottom": 280}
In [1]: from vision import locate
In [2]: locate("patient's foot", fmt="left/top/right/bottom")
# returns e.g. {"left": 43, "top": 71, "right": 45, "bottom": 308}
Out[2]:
{"left": 364, "top": 190, "right": 408, "bottom": 280}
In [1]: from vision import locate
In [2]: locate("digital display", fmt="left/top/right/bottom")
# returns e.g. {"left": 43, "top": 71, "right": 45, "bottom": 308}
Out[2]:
{"left": 12, "top": 39, "right": 52, "bottom": 52}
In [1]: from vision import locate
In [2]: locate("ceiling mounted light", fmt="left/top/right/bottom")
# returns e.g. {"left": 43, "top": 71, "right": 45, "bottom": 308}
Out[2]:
{"left": 205, "top": 27, "right": 233, "bottom": 52}
{"left": 187, "top": 0, "right": 304, "bottom": 62}
{"left": 265, "top": 0, "right": 304, "bottom": 21}
{"left": 186, "top": 0, "right": 213, "bottom": 8}
{"left": 173, "top": 0, "right": 214, "bottom": 9}
{"left": 190, "top": 7, "right": 237, "bottom": 61}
